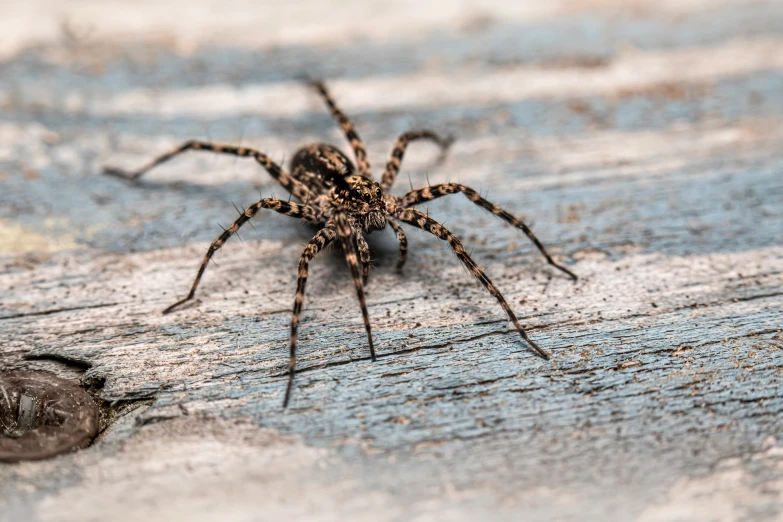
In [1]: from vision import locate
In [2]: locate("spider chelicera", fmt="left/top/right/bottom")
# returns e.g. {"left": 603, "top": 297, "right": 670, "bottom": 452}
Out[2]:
{"left": 104, "top": 81, "right": 577, "bottom": 407}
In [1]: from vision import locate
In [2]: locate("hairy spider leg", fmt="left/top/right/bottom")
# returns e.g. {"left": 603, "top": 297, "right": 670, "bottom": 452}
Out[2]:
{"left": 400, "top": 183, "right": 577, "bottom": 281}
{"left": 381, "top": 130, "right": 453, "bottom": 192}
{"left": 334, "top": 212, "right": 376, "bottom": 358}
{"left": 308, "top": 81, "right": 372, "bottom": 178}
{"left": 356, "top": 233, "right": 371, "bottom": 285}
{"left": 103, "top": 140, "right": 314, "bottom": 202}
{"left": 162, "top": 199, "right": 318, "bottom": 315}
{"left": 394, "top": 207, "right": 551, "bottom": 360}
{"left": 285, "top": 224, "right": 338, "bottom": 408}
{"left": 386, "top": 217, "right": 409, "bottom": 270}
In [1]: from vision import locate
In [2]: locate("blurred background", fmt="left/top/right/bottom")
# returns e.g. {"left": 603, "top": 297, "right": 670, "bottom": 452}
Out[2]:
{"left": 2, "top": 0, "right": 782, "bottom": 252}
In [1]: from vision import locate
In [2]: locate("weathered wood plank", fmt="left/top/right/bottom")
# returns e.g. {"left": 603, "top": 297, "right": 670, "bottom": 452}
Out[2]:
{"left": 1, "top": 1, "right": 782, "bottom": 520}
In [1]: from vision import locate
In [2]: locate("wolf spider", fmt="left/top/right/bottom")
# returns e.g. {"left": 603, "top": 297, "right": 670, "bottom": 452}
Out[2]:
{"left": 104, "top": 81, "right": 577, "bottom": 407}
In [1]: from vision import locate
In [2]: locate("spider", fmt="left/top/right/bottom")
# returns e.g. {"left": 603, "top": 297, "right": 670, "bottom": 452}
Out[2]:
{"left": 104, "top": 81, "right": 577, "bottom": 407}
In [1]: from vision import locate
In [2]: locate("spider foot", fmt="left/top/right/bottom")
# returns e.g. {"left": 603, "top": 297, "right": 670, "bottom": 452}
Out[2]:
{"left": 522, "top": 333, "right": 551, "bottom": 360}
{"left": 162, "top": 296, "right": 198, "bottom": 315}
{"left": 102, "top": 166, "right": 142, "bottom": 183}
{"left": 551, "top": 261, "right": 578, "bottom": 282}
{"left": 283, "top": 370, "right": 295, "bottom": 409}
{"left": 296, "top": 73, "right": 320, "bottom": 86}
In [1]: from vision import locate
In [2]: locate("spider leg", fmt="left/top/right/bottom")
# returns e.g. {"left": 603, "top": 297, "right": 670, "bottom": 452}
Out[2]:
{"left": 103, "top": 141, "right": 314, "bottom": 202}
{"left": 307, "top": 81, "right": 372, "bottom": 178}
{"left": 381, "top": 130, "right": 454, "bottom": 192}
{"left": 400, "top": 183, "right": 577, "bottom": 281}
{"left": 386, "top": 217, "right": 408, "bottom": 271}
{"left": 284, "top": 224, "right": 338, "bottom": 408}
{"left": 356, "top": 233, "right": 371, "bottom": 285}
{"left": 394, "top": 207, "right": 550, "bottom": 360}
{"left": 163, "top": 199, "right": 318, "bottom": 314}
{"left": 334, "top": 212, "right": 376, "bottom": 361}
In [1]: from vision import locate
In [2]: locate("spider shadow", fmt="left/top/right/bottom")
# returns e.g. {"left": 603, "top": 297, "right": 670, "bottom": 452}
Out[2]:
{"left": 108, "top": 175, "right": 267, "bottom": 200}
{"left": 299, "top": 223, "right": 403, "bottom": 274}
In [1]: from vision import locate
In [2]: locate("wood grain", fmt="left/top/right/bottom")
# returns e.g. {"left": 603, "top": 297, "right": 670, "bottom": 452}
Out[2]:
{"left": 1, "top": 1, "right": 782, "bottom": 520}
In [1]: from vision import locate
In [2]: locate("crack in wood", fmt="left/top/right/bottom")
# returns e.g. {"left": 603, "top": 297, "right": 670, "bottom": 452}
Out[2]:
{"left": 0, "top": 302, "right": 121, "bottom": 320}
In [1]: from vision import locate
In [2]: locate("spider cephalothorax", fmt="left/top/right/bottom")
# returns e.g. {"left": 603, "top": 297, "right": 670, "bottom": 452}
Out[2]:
{"left": 290, "top": 143, "right": 354, "bottom": 191}
{"left": 104, "top": 80, "right": 577, "bottom": 407}
{"left": 329, "top": 175, "right": 386, "bottom": 231}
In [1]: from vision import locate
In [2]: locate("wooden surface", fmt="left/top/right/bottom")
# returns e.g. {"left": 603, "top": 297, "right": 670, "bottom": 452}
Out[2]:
{"left": 1, "top": 1, "right": 782, "bottom": 520}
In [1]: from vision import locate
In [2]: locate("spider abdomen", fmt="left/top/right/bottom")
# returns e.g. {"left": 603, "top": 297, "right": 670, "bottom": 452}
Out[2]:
{"left": 290, "top": 143, "right": 355, "bottom": 194}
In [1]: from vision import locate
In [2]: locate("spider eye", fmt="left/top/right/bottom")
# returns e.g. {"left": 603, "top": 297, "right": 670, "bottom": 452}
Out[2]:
{"left": 361, "top": 192, "right": 371, "bottom": 201}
